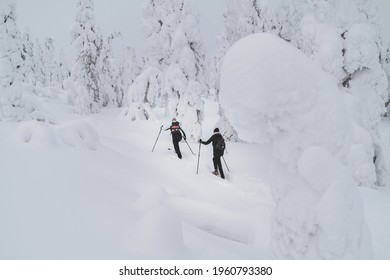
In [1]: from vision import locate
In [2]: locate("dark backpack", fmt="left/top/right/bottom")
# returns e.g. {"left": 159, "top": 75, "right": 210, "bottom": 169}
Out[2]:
{"left": 215, "top": 135, "right": 225, "bottom": 152}
{"left": 171, "top": 122, "right": 182, "bottom": 142}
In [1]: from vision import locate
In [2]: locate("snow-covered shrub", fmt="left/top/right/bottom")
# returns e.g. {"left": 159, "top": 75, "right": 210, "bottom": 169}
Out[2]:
{"left": 65, "top": 77, "right": 99, "bottom": 114}
{"left": 120, "top": 102, "right": 156, "bottom": 121}
{"left": 21, "top": 93, "right": 57, "bottom": 124}
{"left": 220, "top": 33, "right": 372, "bottom": 259}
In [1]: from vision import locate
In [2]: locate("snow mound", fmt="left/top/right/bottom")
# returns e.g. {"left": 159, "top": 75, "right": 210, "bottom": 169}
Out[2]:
{"left": 17, "top": 120, "right": 100, "bottom": 150}
{"left": 58, "top": 120, "right": 100, "bottom": 150}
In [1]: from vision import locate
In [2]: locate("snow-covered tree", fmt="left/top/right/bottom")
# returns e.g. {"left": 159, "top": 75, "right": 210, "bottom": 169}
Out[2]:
{"left": 121, "top": 67, "right": 162, "bottom": 121}
{"left": 99, "top": 33, "right": 140, "bottom": 108}
{"left": 0, "top": 0, "right": 25, "bottom": 121}
{"left": 20, "top": 30, "right": 35, "bottom": 85}
{"left": 165, "top": 0, "right": 207, "bottom": 139}
{"left": 141, "top": 0, "right": 179, "bottom": 69}
{"left": 127, "top": 0, "right": 206, "bottom": 138}
{"left": 276, "top": 0, "right": 389, "bottom": 186}
{"left": 214, "top": 0, "right": 280, "bottom": 99}
{"left": 211, "top": 0, "right": 280, "bottom": 141}
{"left": 55, "top": 48, "right": 70, "bottom": 89}
{"left": 99, "top": 32, "right": 120, "bottom": 107}
{"left": 125, "top": 0, "right": 175, "bottom": 116}
{"left": 68, "top": 0, "right": 103, "bottom": 114}
{"left": 42, "top": 37, "right": 57, "bottom": 87}
{"left": 32, "top": 39, "right": 45, "bottom": 87}
{"left": 116, "top": 45, "right": 139, "bottom": 107}
{"left": 220, "top": 33, "right": 373, "bottom": 259}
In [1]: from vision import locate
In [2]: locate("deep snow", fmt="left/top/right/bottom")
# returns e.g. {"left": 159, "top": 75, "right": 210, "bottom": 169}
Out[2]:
{"left": 0, "top": 95, "right": 389, "bottom": 259}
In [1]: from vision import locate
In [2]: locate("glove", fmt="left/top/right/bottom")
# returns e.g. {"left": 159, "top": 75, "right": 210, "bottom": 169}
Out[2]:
{"left": 198, "top": 139, "right": 202, "bottom": 143}
{"left": 184, "top": 137, "right": 186, "bottom": 141}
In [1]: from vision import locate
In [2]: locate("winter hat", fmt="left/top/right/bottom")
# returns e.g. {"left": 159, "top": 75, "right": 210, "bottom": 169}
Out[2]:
{"left": 214, "top": 128, "right": 219, "bottom": 133}
{"left": 172, "top": 118, "right": 177, "bottom": 122}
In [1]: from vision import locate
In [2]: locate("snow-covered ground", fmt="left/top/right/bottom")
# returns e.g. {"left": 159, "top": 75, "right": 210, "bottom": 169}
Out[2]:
{"left": 0, "top": 96, "right": 389, "bottom": 259}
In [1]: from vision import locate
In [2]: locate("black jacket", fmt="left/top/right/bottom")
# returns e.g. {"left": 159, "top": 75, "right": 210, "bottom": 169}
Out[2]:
{"left": 201, "top": 132, "right": 223, "bottom": 153}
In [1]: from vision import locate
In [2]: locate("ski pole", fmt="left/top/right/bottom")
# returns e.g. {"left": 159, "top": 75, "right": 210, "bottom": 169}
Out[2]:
{"left": 196, "top": 141, "right": 201, "bottom": 174}
{"left": 222, "top": 156, "right": 231, "bottom": 172}
{"left": 152, "top": 125, "right": 163, "bottom": 152}
{"left": 184, "top": 138, "right": 196, "bottom": 155}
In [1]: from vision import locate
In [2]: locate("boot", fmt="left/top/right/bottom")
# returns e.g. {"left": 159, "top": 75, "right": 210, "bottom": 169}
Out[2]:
{"left": 212, "top": 170, "right": 219, "bottom": 176}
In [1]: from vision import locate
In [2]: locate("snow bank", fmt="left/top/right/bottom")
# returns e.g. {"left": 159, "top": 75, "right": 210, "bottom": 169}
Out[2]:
{"left": 128, "top": 205, "right": 188, "bottom": 259}
{"left": 220, "top": 33, "right": 372, "bottom": 259}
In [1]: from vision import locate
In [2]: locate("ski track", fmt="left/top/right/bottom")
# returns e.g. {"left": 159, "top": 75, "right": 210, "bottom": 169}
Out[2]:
{"left": 92, "top": 110, "right": 275, "bottom": 247}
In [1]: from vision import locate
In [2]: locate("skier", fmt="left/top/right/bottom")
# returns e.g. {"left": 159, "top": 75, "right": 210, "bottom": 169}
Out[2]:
{"left": 165, "top": 118, "right": 187, "bottom": 159}
{"left": 199, "top": 128, "right": 225, "bottom": 179}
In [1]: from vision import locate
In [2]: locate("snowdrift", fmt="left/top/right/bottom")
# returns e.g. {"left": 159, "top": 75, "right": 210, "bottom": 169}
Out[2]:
{"left": 17, "top": 119, "right": 100, "bottom": 150}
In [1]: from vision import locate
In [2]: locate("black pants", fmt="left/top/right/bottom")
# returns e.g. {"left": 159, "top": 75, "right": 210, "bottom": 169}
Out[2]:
{"left": 173, "top": 140, "right": 182, "bottom": 159}
{"left": 213, "top": 150, "right": 225, "bottom": 179}
{"left": 172, "top": 132, "right": 182, "bottom": 159}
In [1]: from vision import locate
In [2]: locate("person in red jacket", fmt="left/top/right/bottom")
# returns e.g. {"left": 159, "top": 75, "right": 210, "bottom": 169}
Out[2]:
{"left": 199, "top": 128, "right": 225, "bottom": 179}
{"left": 165, "top": 118, "right": 186, "bottom": 159}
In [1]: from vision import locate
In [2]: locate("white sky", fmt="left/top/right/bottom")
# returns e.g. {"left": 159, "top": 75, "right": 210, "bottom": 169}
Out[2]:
{"left": 14, "top": 0, "right": 390, "bottom": 61}
{"left": 15, "top": 0, "right": 226, "bottom": 60}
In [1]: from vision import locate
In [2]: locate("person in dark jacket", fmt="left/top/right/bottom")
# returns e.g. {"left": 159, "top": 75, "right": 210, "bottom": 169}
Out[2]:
{"left": 165, "top": 118, "right": 186, "bottom": 159}
{"left": 199, "top": 128, "right": 225, "bottom": 179}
